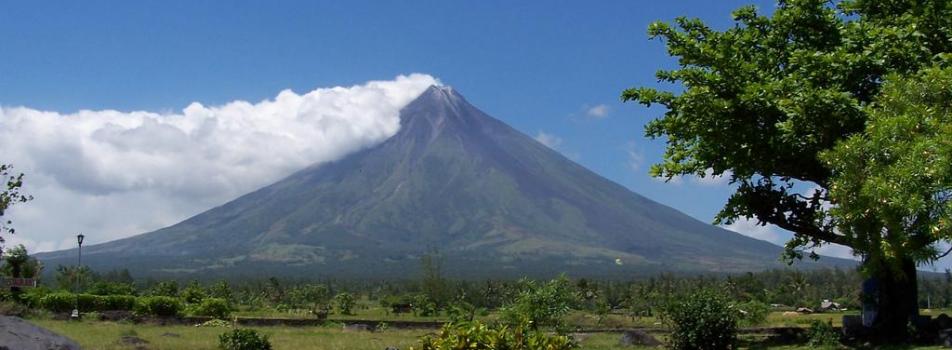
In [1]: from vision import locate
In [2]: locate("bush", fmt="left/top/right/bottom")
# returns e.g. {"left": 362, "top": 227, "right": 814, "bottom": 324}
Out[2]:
{"left": 734, "top": 300, "right": 769, "bottom": 326}
{"left": 413, "top": 320, "right": 576, "bottom": 350}
{"left": 500, "top": 276, "right": 575, "bottom": 330}
{"left": 135, "top": 296, "right": 182, "bottom": 317}
{"left": 218, "top": 328, "right": 272, "bottom": 350}
{"left": 181, "top": 281, "right": 207, "bottom": 304}
{"left": 806, "top": 320, "right": 840, "bottom": 348}
{"left": 192, "top": 298, "right": 232, "bottom": 319}
{"left": 0, "top": 301, "right": 29, "bottom": 317}
{"left": 39, "top": 293, "right": 75, "bottom": 313}
{"left": 412, "top": 294, "right": 438, "bottom": 317}
{"left": 102, "top": 295, "right": 137, "bottom": 311}
{"left": 662, "top": 289, "right": 738, "bottom": 350}
{"left": 39, "top": 293, "right": 136, "bottom": 312}
{"left": 333, "top": 292, "right": 355, "bottom": 315}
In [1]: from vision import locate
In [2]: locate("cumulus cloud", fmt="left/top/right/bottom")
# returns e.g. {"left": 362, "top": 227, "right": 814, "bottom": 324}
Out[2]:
{"left": 534, "top": 131, "right": 563, "bottom": 149}
{"left": 722, "top": 217, "right": 784, "bottom": 245}
{"left": 723, "top": 217, "right": 857, "bottom": 260}
{"left": 1, "top": 74, "right": 438, "bottom": 252}
{"left": 692, "top": 169, "right": 732, "bottom": 186}
{"left": 585, "top": 104, "right": 609, "bottom": 119}
{"left": 625, "top": 141, "right": 645, "bottom": 172}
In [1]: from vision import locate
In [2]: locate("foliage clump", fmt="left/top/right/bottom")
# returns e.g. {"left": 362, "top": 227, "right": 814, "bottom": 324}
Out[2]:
{"left": 500, "top": 276, "right": 575, "bottom": 330}
{"left": 191, "top": 298, "right": 232, "bottom": 319}
{"left": 412, "top": 320, "right": 576, "bottom": 350}
{"left": 662, "top": 289, "right": 738, "bottom": 350}
{"left": 135, "top": 296, "right": 182, "bottom": 317}
{"left": 333, "top": 292, "right": 355, "bottom": 315}
{"left": 734, "top": 300, "right": 769, "bottom": 327}
{"left": 218, "top": 328, "right": 271, "bottom": 350}
{"left": 806, "top": 319, "right": 840, "bottom": 349}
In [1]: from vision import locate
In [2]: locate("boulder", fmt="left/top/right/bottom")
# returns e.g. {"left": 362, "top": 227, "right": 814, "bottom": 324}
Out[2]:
{"left": 343, "top": 323, "right": 371, "bottom": 332}
{"left": 0, "top": 316, "right": 81, "bottom": 350}
{"left": 936, "top": 314, "right": 952, "bottom": 331}
{"left": 939, "top": 328, "right": 952, "bottom": 348}
{"left": 619, "top": 330, "right": 662, "bottom": 347}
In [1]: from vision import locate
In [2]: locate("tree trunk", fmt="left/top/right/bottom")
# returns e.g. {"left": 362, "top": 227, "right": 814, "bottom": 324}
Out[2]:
{"left": 863, "top": 256, "right": 920, "bottom": 341}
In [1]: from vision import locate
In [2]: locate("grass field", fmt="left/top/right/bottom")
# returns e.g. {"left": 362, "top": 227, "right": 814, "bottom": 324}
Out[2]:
{"left": 25, "top": 309, "right": 952, "bottom": 349}
{"left": 30, "top": 319, "right": 636, "bottom": 350}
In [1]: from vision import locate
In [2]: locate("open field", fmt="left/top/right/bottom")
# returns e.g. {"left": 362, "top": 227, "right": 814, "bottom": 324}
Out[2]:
{"left": 29, "top": 318, "right": 635, "bottom": 350}
{"left": 24, "top": 310, "right": 952, "bottom": 350}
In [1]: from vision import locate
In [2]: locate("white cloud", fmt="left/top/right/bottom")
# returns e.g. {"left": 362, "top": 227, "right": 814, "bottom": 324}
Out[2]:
{"left": 1, "top": 74, "right": 439, "bottom": 252}
{"left": 723, "top": 217, "right": 784, "bottom": 245}
{"left": 723, "top": 217, "right": 858, "bottom": 261}
{"left": 585, "top": 104, "right": 610, "bottom": 119}
{"left": 814, "top": 243, "right": 856, "bottom": 260}
{"left": 692, "top": 168, "right": 732, "bottom": 186}
{"left": 534, "top": 131, "right": 563, "bottom": 149}
{"left": 625, "top": 142, "right": 645, "bottom": 172}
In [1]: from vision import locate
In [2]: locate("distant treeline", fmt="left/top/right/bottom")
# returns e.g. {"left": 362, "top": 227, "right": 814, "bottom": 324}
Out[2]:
{"left": 17, "top": 264, "right": 952, "bottom": 314}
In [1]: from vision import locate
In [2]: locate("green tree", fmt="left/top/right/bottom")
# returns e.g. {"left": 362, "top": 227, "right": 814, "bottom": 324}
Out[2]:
{"left": 0, "top": 164, "right": 32, "bottom": 250}
{"left": 623, "top": 0, "right": 951, "bottom": 339}
{"left": 500, "top": 276, "right": 575, "bottom": 330}
{"left": 1, "top": 244, "right": 40, "bottom": 278}
{"left": 333, "top": 292, "right": 355, "bottom": 315}
{"left": 420, "top": 249, "right": 450, "bottom": 308}
{"left": 54, "top": 265, "right": 92, "bottom": 292}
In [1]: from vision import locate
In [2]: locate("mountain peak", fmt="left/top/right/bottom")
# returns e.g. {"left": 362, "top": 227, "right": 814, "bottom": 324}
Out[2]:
{"left": 415, "top": 84, "right": 465, "bottom": 108}
{"left": 397, "top": 84, "right": 483, "bottom": 139}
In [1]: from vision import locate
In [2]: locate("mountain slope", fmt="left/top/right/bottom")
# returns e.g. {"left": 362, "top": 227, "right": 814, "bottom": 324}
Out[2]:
{"left": 38, "top": 86, "right": 846, "bottom": 278}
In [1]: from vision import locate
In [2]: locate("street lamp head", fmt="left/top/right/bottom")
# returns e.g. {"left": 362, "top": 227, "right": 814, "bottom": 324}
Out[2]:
{"left": 77, "top": 234, "right": 84, "bottom": 246}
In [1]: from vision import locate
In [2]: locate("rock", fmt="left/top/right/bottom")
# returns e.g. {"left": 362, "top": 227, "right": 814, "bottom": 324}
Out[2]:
{"left": 118, "top": 336, "right": 149, "bottom": 350}
{"left": 796, "top": 307, "right": 814, "bottom": 314}
{"left": 619, "top": 330, "right": 662, "bottom": 347}
{"left": 343, "top": 323, "right": 371, "bottom": 332}
{"left": 939, "top": 328, "right": 952, "bottom": 348}
{"left": 384, "top": 347, "right": 399, "bottom": 350}
{"left": 841, "top": 315, "right": 864, "bottom": 338}
{"left": 782, "top": 311, "right": 800, "bottom": 316}
{"left": 569, "top": 333, "right": 590, "bottom": 343}
{"left": 0, "top": 315, "right": 82, "bottom": 350}
{"left": 936, "top": 314, "right": 952, "bottom": 331}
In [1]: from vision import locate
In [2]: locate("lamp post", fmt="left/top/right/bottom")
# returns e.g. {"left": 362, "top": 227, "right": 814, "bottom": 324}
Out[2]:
{"left": 71, "top": 234, "right": 84, "bottom": 320}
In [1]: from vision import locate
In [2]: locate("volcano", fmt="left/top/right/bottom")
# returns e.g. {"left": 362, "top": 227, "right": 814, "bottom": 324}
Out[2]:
{"left": 37, "top": 86, "right": 842, "bottom": 279}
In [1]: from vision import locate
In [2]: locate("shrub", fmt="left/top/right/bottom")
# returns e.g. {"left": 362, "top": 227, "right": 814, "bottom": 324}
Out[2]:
{"left": 102, "top": 295, "right": 137, "bottom": 311}
{"left": 88, "top": 281, "right": 136, "bottom": 296}
{"left": 333, "top": 292, "right": 355, "bottom": 315}
{"left": 500, "top": 276, "right": 575, "bottom": 330}
{"left": 662, "top": 289, "right": 738, "bottom": 350}
{"left": 192, "top": 298, "right": 232, "bottom": 319}
{"left": 20, "top": 286, "right": 50, "bottom": 308}
{"left": 40, "top": 293, "right": 136, "bottom": 312}
{"left": 218, "top": 328, "right": 272, "bottom": 350}
{"left": 413, "top": 320, "right": 576, "bottom": 350}
{"left": 806, "top": 320, "right": 840, "bottom": 348}
{"left": 734, "top": 300, "right": 769, "bottom": 326}
{"left": 0, "top": 301, "right": 29, "bottom": 317}
{"left": 412, "top": 294, "right": 438, "bottom": 317}
{"left": 135, "top": 296, "right": 182, "bottom": 317}
{"left": 181, "top": 281, "right": 207, "bottom": 304}
{"left": 39, "top": 293, "right": 75, "bottom": 313}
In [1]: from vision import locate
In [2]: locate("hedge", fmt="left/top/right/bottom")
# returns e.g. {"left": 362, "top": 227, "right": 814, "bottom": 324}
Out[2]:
{"left": 39, "top": 293, "right": 137, "bottom": 312}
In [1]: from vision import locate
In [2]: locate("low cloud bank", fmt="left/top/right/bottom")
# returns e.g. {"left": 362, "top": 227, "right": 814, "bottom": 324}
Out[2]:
{"left": 1, "top": 74, "right": 438, "bottom": 251}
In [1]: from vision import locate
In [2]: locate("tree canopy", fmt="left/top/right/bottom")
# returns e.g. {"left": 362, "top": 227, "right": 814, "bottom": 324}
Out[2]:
{"left": 623, "top": 0, "right": 952, "bottom": 268}
{"left": 0, "top": 163, "right": 32, "bottom": 249}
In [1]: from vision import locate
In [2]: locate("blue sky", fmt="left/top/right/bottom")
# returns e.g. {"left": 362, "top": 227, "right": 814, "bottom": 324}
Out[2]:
{"left": 4, "top": 1, "right": 903, "bottom": 267}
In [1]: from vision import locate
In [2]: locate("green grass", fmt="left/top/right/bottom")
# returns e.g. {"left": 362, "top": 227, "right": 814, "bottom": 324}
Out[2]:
{"left": 31, "top": 319, "right": 430, "bottom": 350}
{"left": 26, "top": 309, "right": 952, "bottom": 349}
